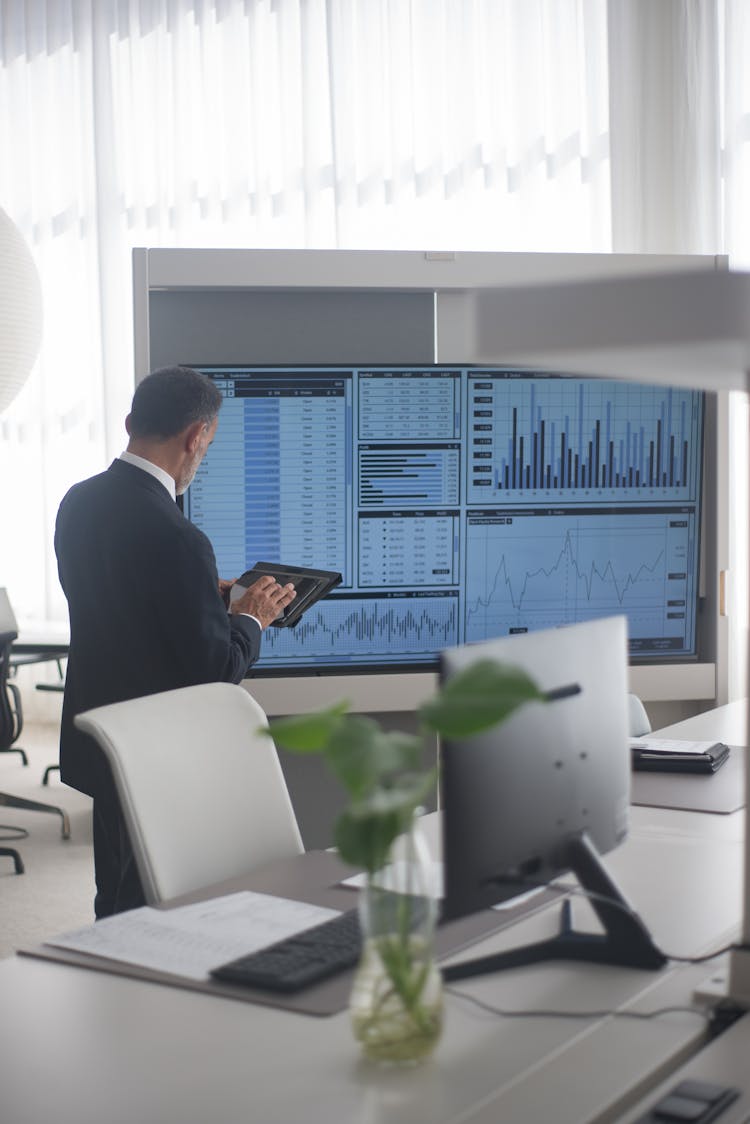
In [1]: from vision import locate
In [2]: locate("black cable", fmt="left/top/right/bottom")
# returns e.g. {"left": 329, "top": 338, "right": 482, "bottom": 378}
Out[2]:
{"left": 445, "top": 984, "right": 713, "bottom": 1025}
{"left": 442, "top": 874, "right": 737, "bottom": 1026}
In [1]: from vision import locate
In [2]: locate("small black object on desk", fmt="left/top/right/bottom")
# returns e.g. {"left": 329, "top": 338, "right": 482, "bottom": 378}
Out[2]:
{"left": 631, "top": 741, "right": 730, "bottom": 775}
{"left": 210, "top": 907, "right": 361, "bottom": 993}
{"left": 635, "top": 1078, "right": 739, "bottom": 1123}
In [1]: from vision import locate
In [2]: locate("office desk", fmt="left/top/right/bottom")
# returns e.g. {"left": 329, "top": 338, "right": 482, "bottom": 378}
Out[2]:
{"left": 0, "top": 706, "right": 747, "bottom": 1124}
{"left": 11, "top": 629, "right": 69, "bottom": 706}
{"left": 11, "top": 623, "right": 70, "bottom": 663}
{"left": 10, "top": 633, "right": 69, "bottom": 681}
{"left": 649, "top": 698, "right": 747, "bottom": 745}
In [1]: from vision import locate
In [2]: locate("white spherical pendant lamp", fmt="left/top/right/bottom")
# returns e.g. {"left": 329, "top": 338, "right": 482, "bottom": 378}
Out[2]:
{"left": 0, "top": 207, "right": 43, "bottom": 414}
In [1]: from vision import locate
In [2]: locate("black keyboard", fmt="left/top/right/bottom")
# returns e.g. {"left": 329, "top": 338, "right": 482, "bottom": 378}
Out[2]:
{"left": 210, "top": 908, "right": 362, "bottom": 993}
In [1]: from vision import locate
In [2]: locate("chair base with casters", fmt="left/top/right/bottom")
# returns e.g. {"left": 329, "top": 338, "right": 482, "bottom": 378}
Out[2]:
{"left": 0, "top": 824, "right": 27, "bottom": 874}
{"left": 1, "top": 615, "right": 72, "bottom": 849}
{"left": 0, "top": 678, "right": 28, "bottom": 765}
{"left": 0, "top": 792, "right": 70, "bottom": 840}
{"left": 1, "top": 749, "right": 28, "bottom": 765}
{"left": 35, "top": 681, "right": 64, "bottom": 783}
{"left": 14, "top": 654, "right": 66, "bottom": 781}
{"left": 0, "top": 849, "right": 24, "bottom": 874}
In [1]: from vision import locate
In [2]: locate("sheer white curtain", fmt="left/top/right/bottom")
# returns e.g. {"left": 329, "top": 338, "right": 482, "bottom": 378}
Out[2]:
{"left": 0, "top": 3, "right": 106, "bottom": 622}
{"left": 607, "top": 0, "right": 750, "bottom": 702}
{"left": 722, "top": 0, "right": 750, "bottom": 699}
{"left": 607, "top": 0, "right": 721, "bottom": 255}
{"left": 0, "top": 0, "right": 611, "bottom": 625}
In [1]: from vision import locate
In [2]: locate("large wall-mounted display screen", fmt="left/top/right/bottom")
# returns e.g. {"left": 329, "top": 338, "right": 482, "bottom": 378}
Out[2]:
{"left": 182, "top": 365, "right": 704, "bottom": 674}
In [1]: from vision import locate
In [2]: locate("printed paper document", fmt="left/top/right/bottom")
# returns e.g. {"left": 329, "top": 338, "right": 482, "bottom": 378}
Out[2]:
{"left": 46, "top": 891, "right": 341, "bottom": 981}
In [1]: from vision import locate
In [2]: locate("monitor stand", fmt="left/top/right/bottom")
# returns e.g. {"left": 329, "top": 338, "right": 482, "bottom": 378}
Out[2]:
{"left": 442, "top": 832, "right": 666, "bottom": 982}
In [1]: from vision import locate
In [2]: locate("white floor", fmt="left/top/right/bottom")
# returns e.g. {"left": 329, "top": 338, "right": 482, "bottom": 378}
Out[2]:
{"left": 0, "top": 722, "right": 96, "bottom": 959}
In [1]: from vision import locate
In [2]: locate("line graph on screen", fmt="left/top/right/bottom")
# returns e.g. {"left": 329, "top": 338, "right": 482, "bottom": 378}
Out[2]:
{"left": 464, "top": 509, "right": 696, "bottom": 651}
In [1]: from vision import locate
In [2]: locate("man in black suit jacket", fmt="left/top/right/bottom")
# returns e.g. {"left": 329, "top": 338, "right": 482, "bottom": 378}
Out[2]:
{"left": 55, "top": 366, "right": 295, "bottom": 918}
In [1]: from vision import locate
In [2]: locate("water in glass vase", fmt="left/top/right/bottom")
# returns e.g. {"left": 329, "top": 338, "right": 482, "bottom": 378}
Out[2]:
{"left": 349, "top": 821, "right": 443, "bottom": 1064}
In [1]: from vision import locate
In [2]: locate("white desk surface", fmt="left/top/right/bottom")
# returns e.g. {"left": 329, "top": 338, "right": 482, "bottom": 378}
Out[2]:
{"left": 0, "top": 705, "right": 747, "bottom": 1124}
{"left": 651, "top": 698, "right": 748, "bottom": 745}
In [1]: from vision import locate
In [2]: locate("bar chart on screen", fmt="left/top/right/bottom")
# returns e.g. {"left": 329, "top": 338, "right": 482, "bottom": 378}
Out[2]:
{"left": 468, "top": 374, "right": 703, "bottom": 503}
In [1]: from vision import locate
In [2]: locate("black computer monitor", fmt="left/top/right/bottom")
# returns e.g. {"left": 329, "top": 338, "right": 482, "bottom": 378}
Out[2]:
{"left": 439, "top": 616, "right": 665, "bottom": 980}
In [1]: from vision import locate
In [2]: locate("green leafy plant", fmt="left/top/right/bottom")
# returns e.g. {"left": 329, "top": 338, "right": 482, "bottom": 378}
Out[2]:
{"left": 262, "top": 658, "right": 547, "bottom": 1063}
{"left": 263, "top": 658, "right": 546, "bottom": 875}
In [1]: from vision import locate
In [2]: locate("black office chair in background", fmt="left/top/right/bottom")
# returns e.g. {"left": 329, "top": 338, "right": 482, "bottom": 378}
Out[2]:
{"left": 0, "top": 629, "right": 30, "bottom": 872}
{"left": 0, "top": 627, "right": 27, "bottom": 765}
{"left": 0, "top": 617, "right": 71, "bottom": 875}
{"left": 0, "top": 587, "right": 67, "bottom": 785}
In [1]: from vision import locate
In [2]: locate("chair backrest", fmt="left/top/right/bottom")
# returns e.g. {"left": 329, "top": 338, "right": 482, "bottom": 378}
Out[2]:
{"left": 74, "top": 682, "right": 304, "bottom": 904}
{"left": 628, "top": 693, "right": 652, "bottom": 737}
{"left": 0, "top": 588, "right": 18, "bottom": 635}
{"left": 0, "top": 630, "right": 20, "bottom": 750}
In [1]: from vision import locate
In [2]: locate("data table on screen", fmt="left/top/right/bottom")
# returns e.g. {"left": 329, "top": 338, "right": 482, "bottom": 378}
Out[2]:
{"left": 358, "top": 511, "right": 459, "bottom": 587}
{"left": 187, "top": 371, "right": 351, "bottom": 581}
{"left": 358, "top": 370, "right": 460, "bottom": 440}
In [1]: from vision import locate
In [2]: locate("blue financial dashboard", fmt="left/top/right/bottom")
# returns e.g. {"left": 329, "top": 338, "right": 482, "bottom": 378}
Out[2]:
{"left": 182, "top": 365, "right": 704, "bottom": 673}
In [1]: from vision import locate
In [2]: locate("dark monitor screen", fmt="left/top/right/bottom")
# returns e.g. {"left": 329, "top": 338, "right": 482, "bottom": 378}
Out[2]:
{"left": 439, "top": 615, "right": 631, "bottom": 921}
{"left": 437, "top": 616, "right": 665, "bottom": 977}
{"left": 182, "top": 365, "right": 704, "bottom": 675}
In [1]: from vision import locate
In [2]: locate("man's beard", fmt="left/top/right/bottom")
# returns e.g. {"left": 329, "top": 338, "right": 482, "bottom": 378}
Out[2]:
{"left": 175, "top": 449, "right": 202, "bottom": 495}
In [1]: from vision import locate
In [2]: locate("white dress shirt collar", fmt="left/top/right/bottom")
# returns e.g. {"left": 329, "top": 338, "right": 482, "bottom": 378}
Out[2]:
{"left": 119, "top": 451, "right": 176, "bottom": 501}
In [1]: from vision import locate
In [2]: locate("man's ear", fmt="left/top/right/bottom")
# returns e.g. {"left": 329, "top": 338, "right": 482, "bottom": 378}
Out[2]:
{"left": 124, "top": 413, "right": 133, "bottom": 436}
{"left": 184, "top": 420, "right": 206, "bottom": 453}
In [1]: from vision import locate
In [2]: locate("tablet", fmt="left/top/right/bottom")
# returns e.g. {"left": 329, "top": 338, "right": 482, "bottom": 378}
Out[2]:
{"left": 229, "top": 563, "right": 342, "bottom": 627}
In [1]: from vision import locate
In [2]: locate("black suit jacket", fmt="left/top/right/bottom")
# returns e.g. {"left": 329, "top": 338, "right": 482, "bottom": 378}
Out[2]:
{"left": 55, "top": 459, "right": 261, "bottom": 797}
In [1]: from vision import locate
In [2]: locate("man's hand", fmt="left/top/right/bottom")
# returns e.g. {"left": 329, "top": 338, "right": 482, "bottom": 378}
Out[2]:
{"left": 229, "top": 574, "right": 296, "bottom": 629}
{"left": 218, "top": 577, "right": 235, "bottom": 608}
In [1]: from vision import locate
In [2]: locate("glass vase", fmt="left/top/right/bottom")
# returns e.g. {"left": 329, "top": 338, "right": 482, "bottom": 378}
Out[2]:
{"left": 349, "top": 818, "right": 443, "bottom": 1065}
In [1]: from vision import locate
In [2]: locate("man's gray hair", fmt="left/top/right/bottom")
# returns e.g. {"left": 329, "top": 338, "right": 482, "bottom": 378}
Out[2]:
{"left": 128, "top": 366, "right": 222, "bottom": 439}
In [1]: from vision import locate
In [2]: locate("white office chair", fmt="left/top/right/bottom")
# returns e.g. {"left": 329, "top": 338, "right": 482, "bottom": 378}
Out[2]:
{"left": 74, "top": 682, "right": 304, "bottom": 904}
{"left": 628, "top": 693, "right": 652, "bottom": 737}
